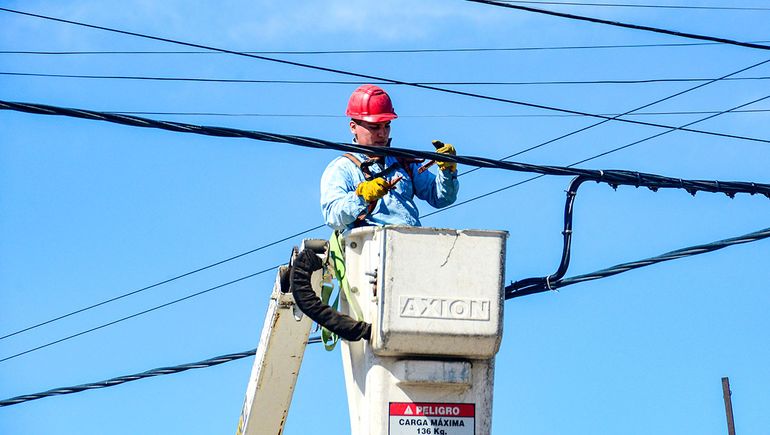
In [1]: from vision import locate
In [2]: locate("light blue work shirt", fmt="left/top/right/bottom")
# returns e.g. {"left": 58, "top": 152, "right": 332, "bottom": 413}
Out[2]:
{"left": 320, "top": 151, "right": 459, "bottom": 232}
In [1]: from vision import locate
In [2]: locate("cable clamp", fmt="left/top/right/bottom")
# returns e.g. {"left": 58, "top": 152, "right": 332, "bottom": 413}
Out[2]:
{"left": 545, "top": 275, "right": 557, "bottom": 292}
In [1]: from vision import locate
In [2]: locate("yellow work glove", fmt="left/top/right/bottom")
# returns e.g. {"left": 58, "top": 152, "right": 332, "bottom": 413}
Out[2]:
{"left": 355, "top": 177, "right": 389, "bottom": 202}
{"left": 433, "top": 140, "right": 457, "bottom": 172}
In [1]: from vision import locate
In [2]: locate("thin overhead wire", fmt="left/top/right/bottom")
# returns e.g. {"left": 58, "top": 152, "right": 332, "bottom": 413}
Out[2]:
{"left": 0, "top": 265, "right": 280, "bottom": 364}
{"left": 4, "top": 41, "right": 770, "bottom": 56}
{"left": 496, "top": 1, "right": 770, "bottom": 11}
{"left": 0, "top": 7, "right": 765, "bottom": 137}
{"left": 102, "top": 108, "right": 770, "bottom": 118}
{"left": 0, "top": 225, "right": 324, "bottom": 342}
{"left": 465, "top": 0, "right": 770, "bottom": 51}
{"left": 3, "top": 97, "right": 767, "bottom": 145}
{"left": 3, "top": 224, "right": 769, "bottom": 407}
{"left": 459, "top": 56, "right": 770, "bottom": 177}
{"left": 4, "top": 71, "right": 770, "bottom": 86}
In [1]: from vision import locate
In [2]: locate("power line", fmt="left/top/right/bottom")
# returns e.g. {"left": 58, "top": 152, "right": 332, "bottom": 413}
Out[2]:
{"left": 3, "top": 40, "right": 770, "bottom": 56}
{"left": 459, "top": 56, "right": 770, "bottom": 178}
{"left": 0, "top": 225, "right": 324, "bottom": 342}
{"left": 424, "top": 91, "right": 770, "bottom": 218}
{"left": 3, "top": 93, "right": 767, "bottom": 362}
{"left": 507, "top": 226, "right": 770, "bottom": 297}
{"left": 101, "top": 108, "right": 770, "bottom": 118}
{"left": 1, "top": 2, "right": 760, "bottom": 412}
{"left": 5, "top": 55, "right": 763, "bottom": 344}
{"left": 0, "top": 336, "right": 329, "bottom": 408}
{"left": 0, "top": 265, "right": 280, "bottom": 364}
{"left": 2, "top": 8, "right": 767, "bottom": 355}
{"left": 426, "top": 92, "right": 770, "bottom": 294}
{"left": 5, "top": 71, "right": 770, "bottom": 86}
{"left": 0, "top": 347, "right": 260, "bottom": 407}
{"left": 4, "top": 54, "right": 766, "bottom": 349}
{"left": 3, "top": 96, "right": 767, "bottom": 146}
{"left": 496, "top": 1, "right": 770, "bottom": 11}
{"left": 0, "top": 7, "right": 765, "bottom": 139}
{"left": 8, "top": 99, "right": 770, "bottom": 193}
{"left": 3, "top": 224, "right": 769, "bottom": 407}
{"left": 2, "top": 100, "right": 768, "bottom": 197}
{"left": 465, "top": 0, "right": 770, "bottom": 51}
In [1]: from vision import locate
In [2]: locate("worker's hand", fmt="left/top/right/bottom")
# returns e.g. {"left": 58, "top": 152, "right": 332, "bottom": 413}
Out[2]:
{"left": 355, "top": 177, "right": 389, "bottom": 202}
{"left": 433, "top": 140, "right": 457, "bottom": 172}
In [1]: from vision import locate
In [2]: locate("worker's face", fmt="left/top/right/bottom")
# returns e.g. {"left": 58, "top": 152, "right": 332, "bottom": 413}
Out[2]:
{"left": 350, "top": 119, "right": 391, "bottom": 147}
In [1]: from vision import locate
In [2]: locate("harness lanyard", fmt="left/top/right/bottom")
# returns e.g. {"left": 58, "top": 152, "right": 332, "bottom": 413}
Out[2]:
{"left": 321, "top": 230, "right": 364, "bottom": 351}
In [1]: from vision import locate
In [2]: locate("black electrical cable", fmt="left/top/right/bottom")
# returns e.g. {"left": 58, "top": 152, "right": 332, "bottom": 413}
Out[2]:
{"left": 2, "top": 97, "right": 768, "bottom": 147}
{"left": 505, "top": 92, "right": 770, "bottom": 294}
{"left": 0, "top": 347, "right": 258, "bottom": 407}
{"left": 497, "top": 1, "right": 770, "bottom": 11}
{"left": 11, "top": 54, "right": 761, "bottom": 343}
{"left": 5, "top": 57, "right": 763, "bottom": 344}
{"left": 0, "top": 225, "right": 325, "bottom": 342}
{"left": 425, "top": 91, "right": 770, "bottom": 218}
{"left": 2, "top": 99, "right": 769, "bottom": 197}
{"left": 3, "top": 225, "right": 769, "bottom": 407}
{"left": 0, "top": 337, "right": 318, "bottom": 408}
{"left": 5, "top": 41, "right": 770, "bottom": 56}
{"left": 465, "top": 0, "right": 770, "bottom": 51}
{"left": 509, "top": 226, "right": 770, "bottom": 297}
{"left": 455, "top": 93, "right": 770, "bottom": 298}
{"left": 0, "top": 7, "right": 764, "bottom": 138}
{"left": 5, "top": 71, "right": 770, "bottom": 86}
{"left": 4, "top": 92, "right": 769, "bottom": 367}
{"left": 0, "top": 265, "right": 280, "bottom": 364}
{"left": 0, "top": 5, "right": 760, "bottom": 406}
{"left": 3, "top": 91, "right": 768, "bottom": 362}
{"left": 2, "top": 10, "right": 767, "bottom": 352}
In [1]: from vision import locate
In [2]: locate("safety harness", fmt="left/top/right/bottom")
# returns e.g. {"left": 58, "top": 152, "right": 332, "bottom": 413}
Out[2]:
{"left": 341, "top": 153, "right": 418, "bottom": 226}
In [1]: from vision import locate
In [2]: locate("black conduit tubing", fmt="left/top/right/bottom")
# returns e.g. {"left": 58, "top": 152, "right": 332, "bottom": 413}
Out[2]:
{"left": 290, "top": 248, "right": 371, "bottom": 342}
{"left": 506, "top": 176, "right": 589, "bottom": 298}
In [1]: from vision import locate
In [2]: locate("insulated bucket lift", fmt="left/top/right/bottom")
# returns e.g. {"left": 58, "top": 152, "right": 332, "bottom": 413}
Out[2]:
{"left": 237, "top": 226, "right": 507, "bottom": 435}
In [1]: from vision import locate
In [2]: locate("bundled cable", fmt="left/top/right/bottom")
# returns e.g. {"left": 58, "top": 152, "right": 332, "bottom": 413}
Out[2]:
{"left": 1, "top": 100, "right": 769, "bottom": 200}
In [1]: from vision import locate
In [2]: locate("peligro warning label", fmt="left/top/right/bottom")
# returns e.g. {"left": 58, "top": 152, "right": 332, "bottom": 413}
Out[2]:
{"left": 389, "top": 402, "right": 474, "bottom": 435}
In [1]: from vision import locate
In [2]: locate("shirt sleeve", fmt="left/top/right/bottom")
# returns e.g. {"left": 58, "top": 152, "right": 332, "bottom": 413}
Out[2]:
{"left": 411, "top": 165, "right": 459, "bottom": 209}
{"left": 320, "top": 157, "right": 368, "bottom": 231}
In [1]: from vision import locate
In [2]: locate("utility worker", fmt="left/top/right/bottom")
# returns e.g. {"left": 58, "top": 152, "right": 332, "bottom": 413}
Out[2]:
{"left": 320, "top": 85, "right": 459, "bottom": 232}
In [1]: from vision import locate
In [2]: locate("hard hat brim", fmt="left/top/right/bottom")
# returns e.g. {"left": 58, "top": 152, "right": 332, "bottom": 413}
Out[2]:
{"left": 352, "top": 113, "right": 398, "bottom": 123}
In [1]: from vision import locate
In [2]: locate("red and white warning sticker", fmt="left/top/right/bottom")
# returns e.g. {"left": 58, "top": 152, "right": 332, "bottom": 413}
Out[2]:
{"left": 389, "top": 402, "right": 475, "bottom": 435}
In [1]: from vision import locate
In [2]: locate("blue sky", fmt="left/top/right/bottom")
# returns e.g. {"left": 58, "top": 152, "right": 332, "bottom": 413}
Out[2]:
{"left": 1, "top": 1, "right": 769, "bottom": 434}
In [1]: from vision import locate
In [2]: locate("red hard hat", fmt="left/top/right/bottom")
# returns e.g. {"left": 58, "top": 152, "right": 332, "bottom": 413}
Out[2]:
{"left": 346, "top": 84, "right": 398, "bottom": 123}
